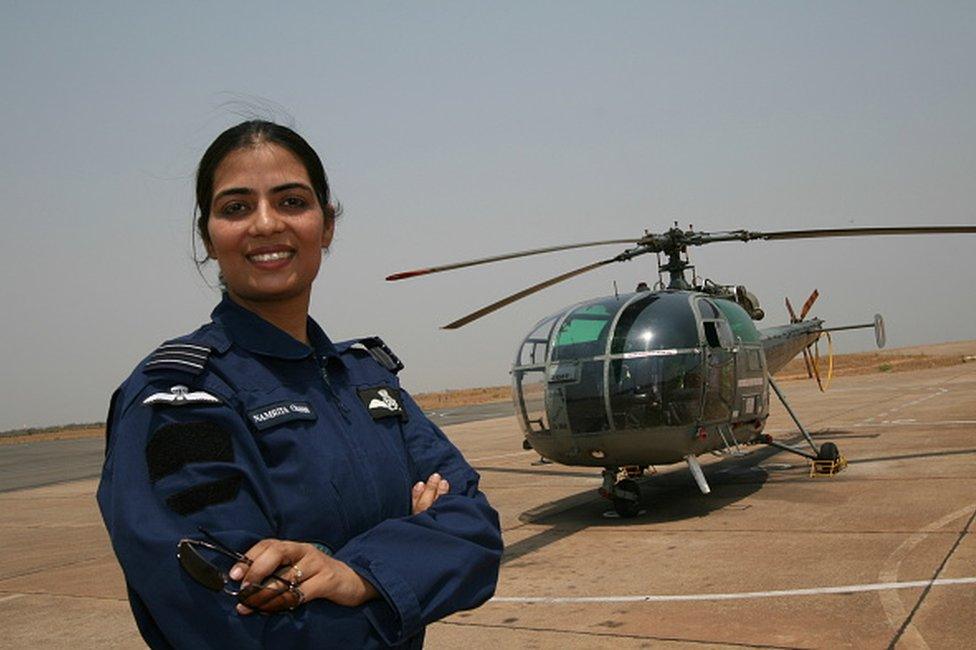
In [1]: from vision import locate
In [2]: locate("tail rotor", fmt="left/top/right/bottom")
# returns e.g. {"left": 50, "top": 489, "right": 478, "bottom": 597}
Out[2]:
{"left": 786, "top": 290, "right": 832, "bottom": 391}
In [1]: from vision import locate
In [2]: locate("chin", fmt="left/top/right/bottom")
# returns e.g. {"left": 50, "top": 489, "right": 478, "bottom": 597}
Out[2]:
{"left": 232, "top": 282, "right": 311, "bottom": 305}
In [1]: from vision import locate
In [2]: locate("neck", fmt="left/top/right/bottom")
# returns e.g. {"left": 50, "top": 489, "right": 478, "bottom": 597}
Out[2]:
{"left": 226, "top": 291, "right": 311, "bottom": 345}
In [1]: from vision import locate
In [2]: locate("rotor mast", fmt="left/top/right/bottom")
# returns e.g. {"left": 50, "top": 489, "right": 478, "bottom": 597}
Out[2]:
{"left": 656, "top": 225, "right": 694, "bottom": 290}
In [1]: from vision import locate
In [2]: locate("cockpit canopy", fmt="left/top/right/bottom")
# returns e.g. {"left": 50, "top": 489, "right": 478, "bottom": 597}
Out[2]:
{"left": 512, "top": 291, "right": 761, "bottom": 440}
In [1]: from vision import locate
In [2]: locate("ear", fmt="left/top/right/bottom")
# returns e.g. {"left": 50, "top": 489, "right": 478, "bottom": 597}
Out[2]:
{"left": 321, "top": 216, "right": 335, "bottom": 249}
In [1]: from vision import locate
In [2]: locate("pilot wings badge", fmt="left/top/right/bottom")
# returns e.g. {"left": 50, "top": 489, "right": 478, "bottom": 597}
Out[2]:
{"left": 356, "top": 386, "right": 407, "bottom": 421}
{"left": 143, "top": 385, "right": 222, "bottom": 407}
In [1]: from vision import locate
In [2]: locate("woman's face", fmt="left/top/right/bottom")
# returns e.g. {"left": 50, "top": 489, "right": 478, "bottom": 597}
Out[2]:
{"left": 206, "top": 142, "right": 333, "bottom": 309}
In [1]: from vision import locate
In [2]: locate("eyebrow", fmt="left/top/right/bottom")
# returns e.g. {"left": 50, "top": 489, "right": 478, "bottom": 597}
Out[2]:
{"left": 213, "top": 182, "right": 314, "bottom": 203}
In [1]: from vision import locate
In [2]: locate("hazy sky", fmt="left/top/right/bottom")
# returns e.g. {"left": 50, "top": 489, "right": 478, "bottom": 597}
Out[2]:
{"left": 1, "top": 1, "right": 974, "bottom": 431}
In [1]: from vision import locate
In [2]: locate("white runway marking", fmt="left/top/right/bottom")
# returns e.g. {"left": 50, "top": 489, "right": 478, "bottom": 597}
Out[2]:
{"left": 852, "top": 419, "right": 976, "bottom": 427}
{"left": 877, "top": 503, "right": 976, "bottom": 650}
{"left": 489, "top": 577, "right": 976, "bottom": 604}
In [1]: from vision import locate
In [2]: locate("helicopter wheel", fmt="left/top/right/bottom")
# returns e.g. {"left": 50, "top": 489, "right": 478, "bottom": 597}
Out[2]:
{"left": 612, "top": 479, "right": 642, "bottom": 518}
{"left": 816, "top": 442, "right": 840, "bottom": 462}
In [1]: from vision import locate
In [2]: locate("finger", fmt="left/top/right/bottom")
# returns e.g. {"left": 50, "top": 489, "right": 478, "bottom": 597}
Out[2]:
{"left": 252, "top": 582, "right": 303, "bottom": 613}
{"left": 243, "top": 541, "right": 299, "bottom": 587}
{"left": 436, "top": 479, "right": 450, "bottom": 496}
{"left": 410, "top": 481, "right": 425, "bottom": 508}
{"left": 415, "top": 473, "right": 441, "bottom": 512}
{"left": 239, "top": 576, "right": 293, "bottom": 612}
{"left": 231, "top": 538, "right": 275, "bottom": 581}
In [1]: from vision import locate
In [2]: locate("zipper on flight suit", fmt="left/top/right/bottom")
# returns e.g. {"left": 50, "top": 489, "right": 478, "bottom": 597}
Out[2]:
{"left": 319, "top": 361, "right": 351, "bottom": 422}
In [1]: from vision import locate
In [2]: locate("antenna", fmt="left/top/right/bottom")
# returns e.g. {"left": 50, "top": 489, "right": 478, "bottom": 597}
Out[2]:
{"left": 612, "top": 280, "right": 619, "bottom": 299}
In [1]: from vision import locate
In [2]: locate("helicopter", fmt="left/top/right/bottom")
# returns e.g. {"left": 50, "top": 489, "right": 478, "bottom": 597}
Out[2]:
{"left": 387, "top": 225, "right": 976, "bottom": 517}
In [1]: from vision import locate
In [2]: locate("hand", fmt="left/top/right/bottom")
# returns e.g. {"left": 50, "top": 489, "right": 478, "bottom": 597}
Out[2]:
{"left": 411, "top": 472, "right": 450, "bottom": 515}
{"left": 230, "top": 540, "right": 378, "bottom": 615}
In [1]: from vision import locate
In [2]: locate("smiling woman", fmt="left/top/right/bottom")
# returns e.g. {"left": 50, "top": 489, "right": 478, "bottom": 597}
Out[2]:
{"left": 97, "top": 121, "right": 502, "bottom": 649}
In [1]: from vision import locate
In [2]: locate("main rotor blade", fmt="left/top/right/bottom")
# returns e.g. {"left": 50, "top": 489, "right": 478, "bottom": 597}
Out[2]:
{"left": 386, "top": 238, "right": 637, "bottom": 281}
{"left": 442, "top": 258, "right": 617, "bottom": 329}
{"left": 757, "top": 225, "right": 976, "bottom": 241}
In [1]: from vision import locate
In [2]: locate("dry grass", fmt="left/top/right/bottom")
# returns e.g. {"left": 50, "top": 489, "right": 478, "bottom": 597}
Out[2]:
{"left": 0, "top": 425, "right": 105, "bottom": 446}
{"left": 775, "top": 351, "right": 967, "bottom": 381}
{"left": 412, "top": 386, "right": 512, "bottom": 410}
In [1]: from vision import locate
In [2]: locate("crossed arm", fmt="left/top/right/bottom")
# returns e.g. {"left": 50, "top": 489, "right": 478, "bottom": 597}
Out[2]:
{"left": 232, "top": 473, "right": 450, "bottom": 614}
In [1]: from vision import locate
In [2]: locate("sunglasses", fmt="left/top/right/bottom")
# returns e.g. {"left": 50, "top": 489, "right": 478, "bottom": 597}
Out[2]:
{"left": 177, "top": 527, "right": 291, "bottom": 602}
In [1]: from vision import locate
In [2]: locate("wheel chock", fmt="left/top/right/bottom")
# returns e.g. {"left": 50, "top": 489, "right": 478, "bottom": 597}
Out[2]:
{"left": 809, "top": 454, "right": 848, "bottom": 477}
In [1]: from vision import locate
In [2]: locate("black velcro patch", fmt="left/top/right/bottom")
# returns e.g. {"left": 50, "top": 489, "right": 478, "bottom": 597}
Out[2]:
{"left": 356, "top": 386, "right": 407, "bottom": 421}
{"left": 165, "top": 476, "right": 242, "bottom": 515}
{"left": 146, "top": 421, "right": 233, "bottom": 483}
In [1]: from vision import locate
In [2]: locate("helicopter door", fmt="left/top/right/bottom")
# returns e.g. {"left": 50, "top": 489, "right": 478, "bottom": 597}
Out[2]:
{"left": 734, "top": 344, "right": 767, "bottom": 422}
{"left": 698, "top": 299, "right": 736, "bottom": 423}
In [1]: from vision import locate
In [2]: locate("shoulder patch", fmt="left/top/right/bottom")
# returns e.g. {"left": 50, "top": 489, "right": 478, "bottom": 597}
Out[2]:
{"left": 145, "top": 342, "right": 212, "bottom": 376}
{"left": 146, "top": 420, "right": 233, "bottom": 483}
{"left": 347, "top": 337, "right": 404, "bottom": 374}
{"left": 357, "top": 386, "right": 408, "bottom": 421}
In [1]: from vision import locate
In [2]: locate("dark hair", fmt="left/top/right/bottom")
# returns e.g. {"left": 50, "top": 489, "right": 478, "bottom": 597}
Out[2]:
{"left": 194, "top": 120, "right": 339, "bottom": 257}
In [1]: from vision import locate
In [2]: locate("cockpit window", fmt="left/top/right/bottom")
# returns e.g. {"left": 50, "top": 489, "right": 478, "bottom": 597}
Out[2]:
{"left": 516, "top": 314, "right": 560, "bottom": 367}
{"left": 610, "top": 293, "right": 700, "bottom": 354}
{"left": 713, "top": 299, "right": 761, "bottom": 343}
{"left": 551, "top": 301, "right": 617, "bottom": 361}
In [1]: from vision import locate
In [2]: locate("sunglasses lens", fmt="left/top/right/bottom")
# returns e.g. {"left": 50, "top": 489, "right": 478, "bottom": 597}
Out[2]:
{"left": 178, "top": 541, "right": 227, "bottom": 591}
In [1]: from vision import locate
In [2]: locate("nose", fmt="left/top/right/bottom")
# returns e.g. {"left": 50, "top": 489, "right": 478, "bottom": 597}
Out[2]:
{"left": 249, "top": 200, "right": 285, "bottom": 236}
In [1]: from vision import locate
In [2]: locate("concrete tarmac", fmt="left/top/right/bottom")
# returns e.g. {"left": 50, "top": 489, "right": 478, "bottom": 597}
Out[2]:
{"left": 1, "top": 359, "right": 974, "bottom": 648}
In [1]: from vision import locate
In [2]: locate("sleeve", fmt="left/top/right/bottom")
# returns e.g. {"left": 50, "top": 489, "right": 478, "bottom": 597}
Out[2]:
{"left": 97, "top": 380, "right": 338, "bottom": 649}
{"left": 332, "top": 387, "right": 504, "bottom": 646}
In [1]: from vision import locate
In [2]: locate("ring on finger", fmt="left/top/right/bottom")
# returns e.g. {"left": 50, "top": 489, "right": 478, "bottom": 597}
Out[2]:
{"left": 288, "top": 584, "right": 305, "bottom": 610}
{"left": 291, "top": 563, "right": 304, "bottom": 584}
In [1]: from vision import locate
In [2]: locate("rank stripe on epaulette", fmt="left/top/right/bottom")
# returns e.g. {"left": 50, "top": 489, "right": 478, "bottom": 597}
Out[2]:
{"left": 153, "top": 350, "right": 208, "bottom": 361}
{"left": 145, "top": 343, "right": 212, "bottom": 375}
{"left": 156, "top": 343, "right": 210, "bottom": 353}
{"left": 146, "top": 359, "right": 206, "bottom": 373}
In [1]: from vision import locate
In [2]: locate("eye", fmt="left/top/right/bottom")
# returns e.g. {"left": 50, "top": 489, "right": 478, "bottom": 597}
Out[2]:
{"left": 280, "top": 196, "right": 308, "bottom": 210}
{"left": 219, "top": 201, "right": 249, "bottom": 216}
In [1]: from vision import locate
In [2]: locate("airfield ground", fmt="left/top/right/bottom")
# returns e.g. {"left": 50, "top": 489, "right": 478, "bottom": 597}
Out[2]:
{"left": 1, "top": 342, "right": 974, "bottom": 648}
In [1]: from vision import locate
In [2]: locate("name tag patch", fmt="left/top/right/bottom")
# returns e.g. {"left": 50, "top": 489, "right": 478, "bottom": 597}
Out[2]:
{"left": 248, "top": 402, "right": 316, "bottom": 431}
{"left": 357, "top": 386, "right": 407, "bottom": 421}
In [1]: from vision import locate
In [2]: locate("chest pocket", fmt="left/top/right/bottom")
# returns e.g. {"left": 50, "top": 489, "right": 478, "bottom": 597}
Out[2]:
{"left": 239, "top": 387, "right": 353, "bottom": 548}
{"left": 349, "top": 382, "right": 415, "bottom": 508}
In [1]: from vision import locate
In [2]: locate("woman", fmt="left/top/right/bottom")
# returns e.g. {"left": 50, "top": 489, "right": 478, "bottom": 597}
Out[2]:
{"left": 97, "top": 121, "right": 503, "bottom": 648}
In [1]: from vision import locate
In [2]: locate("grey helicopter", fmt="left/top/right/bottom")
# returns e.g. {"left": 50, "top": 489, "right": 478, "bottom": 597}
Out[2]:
{"left": 388, "top": 225, "right": 976, "bottom": 517}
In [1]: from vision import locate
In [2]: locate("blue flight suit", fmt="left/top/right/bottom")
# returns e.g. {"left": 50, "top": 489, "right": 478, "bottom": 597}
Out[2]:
{"left": 97, "top": 295, "right": 503, "bottom": 648}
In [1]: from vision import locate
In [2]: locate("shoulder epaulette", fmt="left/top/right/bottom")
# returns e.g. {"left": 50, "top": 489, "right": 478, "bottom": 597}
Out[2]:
{"left": 343, "top": 336, "right": 404, "bottom": 374}
{"left": 144, "top": 341, "right": 213, "bottom": 376}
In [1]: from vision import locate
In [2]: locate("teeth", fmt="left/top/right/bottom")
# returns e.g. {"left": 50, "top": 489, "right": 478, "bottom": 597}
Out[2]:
{"left": 249, "top": 251, "right": 293, "bottom": 262}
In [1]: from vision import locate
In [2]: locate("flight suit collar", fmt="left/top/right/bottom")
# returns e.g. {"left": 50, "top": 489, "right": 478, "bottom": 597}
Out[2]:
{"left": 211, "top": 294, "right": 346, "bottom": 366}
